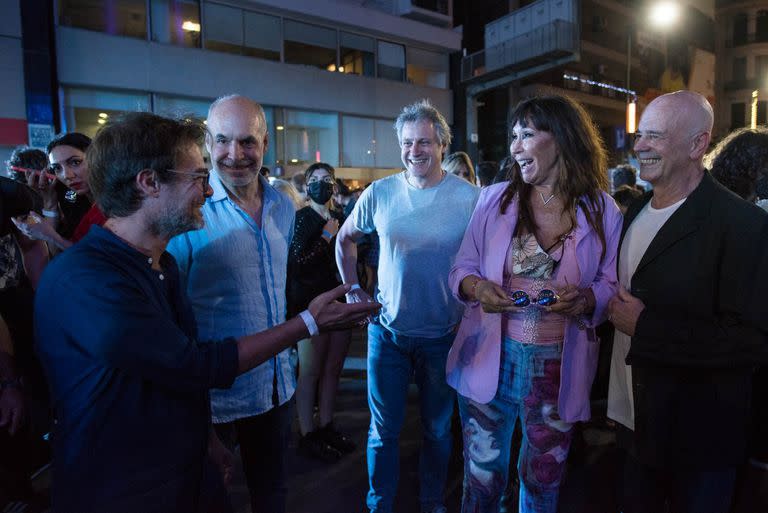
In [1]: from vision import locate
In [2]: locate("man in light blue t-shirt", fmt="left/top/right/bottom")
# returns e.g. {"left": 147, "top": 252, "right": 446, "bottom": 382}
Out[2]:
{"left": 336, "top": 100, "right": 479, "bottom": 513}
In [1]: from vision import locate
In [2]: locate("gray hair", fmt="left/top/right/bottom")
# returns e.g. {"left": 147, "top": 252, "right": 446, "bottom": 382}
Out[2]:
{"left": 207, "top": 94, "right": 267, "bottom": 134}
{"left": 394, "top": 99, "right": 452, "bottom": 147}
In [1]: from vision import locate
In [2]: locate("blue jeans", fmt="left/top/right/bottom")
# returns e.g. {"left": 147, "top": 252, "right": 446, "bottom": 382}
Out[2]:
{"left": 458, "top": 338, "right": 573, "bottom": 513}
{"left": 366, "top": 323, "right": 456, "bottom": 513}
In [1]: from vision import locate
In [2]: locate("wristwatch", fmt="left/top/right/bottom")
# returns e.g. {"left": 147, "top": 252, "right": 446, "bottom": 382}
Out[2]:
{"left": 0, "top": 377, "right": 23, "bottom": 390}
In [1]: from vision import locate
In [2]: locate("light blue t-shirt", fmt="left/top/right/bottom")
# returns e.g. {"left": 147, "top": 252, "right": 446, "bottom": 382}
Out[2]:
{"left": 351, "top": 172, "right": 479, "bottom": 337}
{"left": 167, "top": 172, "right": 296, "bottom": 423}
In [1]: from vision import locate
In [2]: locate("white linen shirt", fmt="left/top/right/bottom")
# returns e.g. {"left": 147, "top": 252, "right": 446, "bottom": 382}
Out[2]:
{"left": 167, "top": 172, "right": 296, "bottom": 423}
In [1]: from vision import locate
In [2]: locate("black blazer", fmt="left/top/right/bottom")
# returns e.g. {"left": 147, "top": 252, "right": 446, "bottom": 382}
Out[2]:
{"left": 620, "top": 172, "right": 768, "bottom": 467}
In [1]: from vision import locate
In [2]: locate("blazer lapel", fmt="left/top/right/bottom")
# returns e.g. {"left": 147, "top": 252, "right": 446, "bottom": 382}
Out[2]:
{"left": 633, "top": 173, "right": 714, "bottom": 274}
{"left": 486, "top": 197, "right": 518, "bottom": 283}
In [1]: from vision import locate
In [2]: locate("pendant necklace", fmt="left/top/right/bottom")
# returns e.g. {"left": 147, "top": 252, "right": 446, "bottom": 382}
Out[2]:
{"left": 540, "top": 192, "right": 556, "bottom": 205}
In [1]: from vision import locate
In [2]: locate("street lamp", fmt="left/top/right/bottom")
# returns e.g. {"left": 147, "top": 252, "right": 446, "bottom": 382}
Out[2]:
{"left": 625, "top": 2, "right": 681, "bottom": 134}
{"left": 649, "top": 2, "right": 681, "bottom": 30}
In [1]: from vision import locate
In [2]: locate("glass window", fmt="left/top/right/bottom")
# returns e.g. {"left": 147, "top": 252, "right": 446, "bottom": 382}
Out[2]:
{"left": 150, "top": 0, "right": 200, "bottom": 47}
{"left": 340, "top": 32, "right": 375, "bottom": 77}
{"left": 733, "top": 13, "right": 748, "bottom": 46}
{"left": 281, "top": 110, "right": 338, "bottom": 167}
{"left": 154, "top": 94, "right": 210, "bottom": 119}
{"left": 284, "top": 20, "right": 337, "bottom": 70}
{"left": 412, "top": 0, "right": 449, "bottom": 16}
{"left": 731, "top": 102, "right": 746, "bottom": 130}
{"left": 733, "top": 57, "right": 747, "bottom": 80}
{"left": 378, "top": 41, "right": 405, "bottom": 81}
{"left": 62, "top": 87, "right": 150, "bottom": 137}
{"left": 757, "top": 56, "right": 768, "bottom": 80}
{"left": 342, "top": 117, "right": 375, "bottom": 167}
{"left": 758, "top": 11, "right": 768, "bottom": 42}
{"left": 203, "top": 3, "right": 243, "bottom": 54}
{"left": 59, "top": 0, "right": 147, "bottom": 39}
{"left": 407, "top": 47, "right": 448, "bottom": 88}
{"left": 374, "top": 119, "right": 402, "bottom": 168}
{"left": 244, "top": 11, "right": 281, "bottom": 61}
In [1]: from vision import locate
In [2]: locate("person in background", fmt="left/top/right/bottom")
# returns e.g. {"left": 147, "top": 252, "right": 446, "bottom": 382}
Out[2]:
{"left": 476, "top": 161, "right": 499, "bottom": 188}
{"left": 333, "top": 179, "right": 356, "bottom": 219}
{"left": 447, "top": 95, "right": 621, "bottom": 512}
{"left": 611, "top": 164, "right": 641, "bottom": 194}
{"left": 272, "top": 179, "right": 305, "bottom": 210}
{"left": 289, "top": 162, "right": 355, "bottom": 462}
{"left": 12, "top": 133, "right": 106, "bottom": 251}
{"left": 707, "top": 126, "right": 768, "bottom": 513}
{"left": 612, "top": 185, "right": 643, "bottom": 215}
{"left": 708, "top": 127, "right": 768, "bottom": 203}
{"left": 291, "top": 173, "right": 308, "bottom": 202}
{"left": 443, "top": 152, "right": 476, "bottom": 185}
{"left": 337, "top": 100, "right": 479, "bottom": 513}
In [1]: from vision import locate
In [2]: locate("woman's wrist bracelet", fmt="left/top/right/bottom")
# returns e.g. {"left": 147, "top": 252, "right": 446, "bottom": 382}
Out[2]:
{"left": 42, "top": 209, "right": 59, "bottom": 218}
{"left": 322, "top": 229, "right": 333, "bottom": 239}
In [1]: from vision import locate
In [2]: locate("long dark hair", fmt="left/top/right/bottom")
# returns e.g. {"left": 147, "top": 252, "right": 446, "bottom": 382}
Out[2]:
{"left": 500, "top": 95, "right": 609, "bottom": 258}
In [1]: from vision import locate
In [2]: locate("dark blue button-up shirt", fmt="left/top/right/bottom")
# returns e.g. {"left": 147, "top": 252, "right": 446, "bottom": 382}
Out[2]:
{"left": 35, "top": 225, "right": 239, "bottom": 513}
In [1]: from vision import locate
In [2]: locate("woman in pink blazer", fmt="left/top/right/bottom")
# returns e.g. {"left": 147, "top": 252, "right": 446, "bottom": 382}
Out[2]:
{"left": 447, "top": 95, "right": 622, "bottom": 513}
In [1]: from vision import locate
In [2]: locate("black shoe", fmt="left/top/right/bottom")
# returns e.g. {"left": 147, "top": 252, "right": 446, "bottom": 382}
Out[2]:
{"left": 298, "top": 430, "right": 342, "bottom": 463}
{"left": 319, "top": 423, "right": 356, "bottom": 454}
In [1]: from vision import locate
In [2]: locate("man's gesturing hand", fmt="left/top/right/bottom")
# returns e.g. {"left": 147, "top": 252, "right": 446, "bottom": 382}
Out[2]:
{"left": 308, "top": 284, "right": 381, "bottom": 331}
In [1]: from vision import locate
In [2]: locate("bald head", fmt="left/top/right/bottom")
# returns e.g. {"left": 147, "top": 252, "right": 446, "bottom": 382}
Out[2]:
{"left": 646, "top": 91, "right": 713, "bottom": 139}
{"left": 207, "top": 94, "right": 267, "bottom": 134}
{"left": 634, "top": 91, "right": 713, "bottom": 192}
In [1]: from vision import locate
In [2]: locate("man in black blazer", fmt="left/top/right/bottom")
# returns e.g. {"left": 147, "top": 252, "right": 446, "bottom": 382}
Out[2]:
{"left": 607, "top": 91, "right": 768, "bottom": 513}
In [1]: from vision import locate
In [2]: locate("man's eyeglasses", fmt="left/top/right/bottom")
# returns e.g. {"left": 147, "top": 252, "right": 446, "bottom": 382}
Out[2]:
{"left": 166, "top": 169, "right": 210, "bottom": 189}
{"left": 508, "top": 289, "right": 559, "bottom": 308}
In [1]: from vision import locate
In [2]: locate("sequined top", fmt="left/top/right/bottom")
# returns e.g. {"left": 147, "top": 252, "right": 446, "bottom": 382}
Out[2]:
{"left": 502, "top": 232, "right": 569, "bottom": 344}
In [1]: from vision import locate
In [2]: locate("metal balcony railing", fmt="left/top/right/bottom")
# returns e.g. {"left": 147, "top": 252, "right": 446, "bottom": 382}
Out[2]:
{"left": 726, "top": 32, "right": 768, "bottom": 48}
{"left": 461, "top": 19, "right": 578, "bottom": 83}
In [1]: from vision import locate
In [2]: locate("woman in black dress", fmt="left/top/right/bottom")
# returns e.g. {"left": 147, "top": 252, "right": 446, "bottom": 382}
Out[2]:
{"left": 288, "top": 162, "right": 355, "bottom": 461}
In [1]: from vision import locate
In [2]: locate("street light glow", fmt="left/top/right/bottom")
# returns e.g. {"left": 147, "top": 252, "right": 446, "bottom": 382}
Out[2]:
{"left": 649, "top": 2, "right": 680, "bottom": 29}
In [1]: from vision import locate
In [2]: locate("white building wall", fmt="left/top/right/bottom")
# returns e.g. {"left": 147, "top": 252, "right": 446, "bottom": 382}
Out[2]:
{"left": 56, "top": 27, "right": 453, "bottom": 122}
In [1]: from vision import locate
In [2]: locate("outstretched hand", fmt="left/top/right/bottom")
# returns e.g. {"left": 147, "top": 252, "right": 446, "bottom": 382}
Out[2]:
{"left": 308, "top": 284, "right": 381, "bottom": 331}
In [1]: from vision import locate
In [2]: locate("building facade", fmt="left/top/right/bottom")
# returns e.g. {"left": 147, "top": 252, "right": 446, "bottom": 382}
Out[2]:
{"left": 715, "top": 0, "right": 768, "bottom": 137}
{"left": 0, "top": 0, "right": 461, "bottom": 183}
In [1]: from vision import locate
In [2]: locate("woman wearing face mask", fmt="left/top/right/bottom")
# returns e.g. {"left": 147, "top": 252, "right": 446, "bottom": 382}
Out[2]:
{"left": 288, "top": 162, "right": 355, "bottom": 462}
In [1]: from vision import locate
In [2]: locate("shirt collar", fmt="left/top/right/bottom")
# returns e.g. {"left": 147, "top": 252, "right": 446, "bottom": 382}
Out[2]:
{"left": 209, "top": 170, "right": 275, "bottom": 206}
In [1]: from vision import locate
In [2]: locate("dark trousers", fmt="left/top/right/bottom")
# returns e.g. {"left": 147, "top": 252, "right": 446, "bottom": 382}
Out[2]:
{"left": 214, "top": 398, "right": 294, "bottom": 513}
{"left": 622, "top": 454, "right": 737, "bottom": 513}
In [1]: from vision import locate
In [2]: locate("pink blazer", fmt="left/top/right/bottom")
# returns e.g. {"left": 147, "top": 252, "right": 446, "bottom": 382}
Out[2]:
{"left": 446, "top": 183, "right": 622, "bottom": 422}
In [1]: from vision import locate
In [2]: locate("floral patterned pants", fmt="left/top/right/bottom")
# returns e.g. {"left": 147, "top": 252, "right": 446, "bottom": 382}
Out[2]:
{"left": 457, "top": 338, "right": 573, "bottom": 513}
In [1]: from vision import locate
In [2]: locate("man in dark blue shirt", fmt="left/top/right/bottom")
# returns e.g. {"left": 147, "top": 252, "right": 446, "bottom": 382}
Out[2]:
{"left": 34, "top": 112, "right": 378, "bottom": 513}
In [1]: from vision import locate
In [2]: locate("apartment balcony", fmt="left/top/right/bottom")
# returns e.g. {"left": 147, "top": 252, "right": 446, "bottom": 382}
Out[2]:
{"left": 724, "top": 77, "right": 762, "bottom": 91}
{"left": 461, "top": 19, "right": 578, "bottom": 83}
{"left": 725, "top": 32, "right": 768, "bottom": 48}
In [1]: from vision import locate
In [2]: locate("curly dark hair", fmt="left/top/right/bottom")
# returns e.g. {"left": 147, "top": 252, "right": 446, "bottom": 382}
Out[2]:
{"left": 708, "top": 127, "right": 768, "bottom": 201}
{"left": 500, "top": 95, "right": 609, "bottom": 258}
{"left": 7, "top": 145, "right": 48, "bottom": 183}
